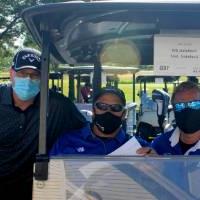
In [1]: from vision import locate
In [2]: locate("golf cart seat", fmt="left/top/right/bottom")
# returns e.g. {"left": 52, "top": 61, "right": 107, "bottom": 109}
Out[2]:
{"left": 75, "top": 103, "right": 93, "bottom": 122}
{"left": 80, "top": 109, "right": 93, "bottom": 122}
{"left": 137, "top": 89, "right": 173, "bottom": 141}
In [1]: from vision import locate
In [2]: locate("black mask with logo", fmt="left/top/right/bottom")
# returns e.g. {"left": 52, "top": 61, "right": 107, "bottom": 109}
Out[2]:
{"left": 93, "top": 112, "right": 123, "bottom": 134}
{"left": 174, "top": 108, "right": 200, "bottom": 134}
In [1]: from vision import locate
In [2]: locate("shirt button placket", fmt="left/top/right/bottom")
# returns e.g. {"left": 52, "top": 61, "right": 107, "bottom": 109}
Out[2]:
{"left": 19, "top": 113, "right": 25, "bottom": 130}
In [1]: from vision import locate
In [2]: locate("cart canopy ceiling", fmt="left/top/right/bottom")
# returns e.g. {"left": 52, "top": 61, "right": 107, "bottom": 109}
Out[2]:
{"left": 21, "top": 1, "right": 200, "bottom": 68}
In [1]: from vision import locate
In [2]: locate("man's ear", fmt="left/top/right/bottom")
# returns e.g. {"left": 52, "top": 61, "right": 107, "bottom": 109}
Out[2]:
{"left": 10, "top": 68, "right": 15, "bottom": 82}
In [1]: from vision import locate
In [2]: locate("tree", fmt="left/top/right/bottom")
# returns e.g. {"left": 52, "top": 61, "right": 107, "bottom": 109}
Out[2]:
{"left": 0, "top": 0, "right": 67, "bottom": 69}
{"left": 0, "top": 0, "right": 38, "bottom": 69}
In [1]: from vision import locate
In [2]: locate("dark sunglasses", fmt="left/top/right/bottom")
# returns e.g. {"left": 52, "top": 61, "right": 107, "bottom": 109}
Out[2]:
{"left": 95, "top": 102, "right": 124, "bottom": 112}
{"left": 173, "top": 100, "right": 200, "bottom": 112}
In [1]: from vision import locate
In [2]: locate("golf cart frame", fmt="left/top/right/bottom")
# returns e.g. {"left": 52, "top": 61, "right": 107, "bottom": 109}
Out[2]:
{"left": 21, "top": 1, "right": 200, "bottom": 199}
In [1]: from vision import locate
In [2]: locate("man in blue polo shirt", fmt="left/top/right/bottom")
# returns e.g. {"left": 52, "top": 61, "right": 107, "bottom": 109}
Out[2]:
{"left": 50, "top": 87, "right": 149, "bottom": 155}
{"left": 152, "top": 81, "right": 200, "bottom": 155}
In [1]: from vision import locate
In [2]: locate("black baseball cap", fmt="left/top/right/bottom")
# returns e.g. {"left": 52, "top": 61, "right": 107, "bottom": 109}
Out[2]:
{"left": 93, "top": 87, "right": 126, "bottom": 106}
{"left": 12, "top": 48, "right": 41, "bottom": 72}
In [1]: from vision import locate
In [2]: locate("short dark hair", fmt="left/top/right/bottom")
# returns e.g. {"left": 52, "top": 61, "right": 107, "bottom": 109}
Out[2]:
{"left": 171, "top": 81, "right": 200, "bottom": 104}
{"left": 93, "top": 87, "right": 126, "bottom": 106}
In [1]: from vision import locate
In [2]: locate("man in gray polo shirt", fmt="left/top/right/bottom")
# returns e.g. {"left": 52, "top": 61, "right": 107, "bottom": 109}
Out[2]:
{"left": 0, "top": 47, "right": 86, "bottom": 200}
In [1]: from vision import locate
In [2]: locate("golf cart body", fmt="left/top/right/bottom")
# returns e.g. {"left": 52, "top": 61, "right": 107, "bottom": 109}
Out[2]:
{"left": 49, "top": 72, "right": 64, "bottom": 93}
{"left": 21, "top": 1, "right": 200, "bottom": 199}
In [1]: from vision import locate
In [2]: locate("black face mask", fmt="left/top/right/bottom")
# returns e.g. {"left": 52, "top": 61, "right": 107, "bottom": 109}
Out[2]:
{"left": 174, "top": 108, "right": 200, "bottom": 134}
{"left": 93, "top": 112, "right": 123, "bottom": 134}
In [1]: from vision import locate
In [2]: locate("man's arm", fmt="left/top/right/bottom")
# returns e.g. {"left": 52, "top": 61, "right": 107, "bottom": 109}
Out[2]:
{"left": 47, "top": 91, "right": 87, "bottom": 149}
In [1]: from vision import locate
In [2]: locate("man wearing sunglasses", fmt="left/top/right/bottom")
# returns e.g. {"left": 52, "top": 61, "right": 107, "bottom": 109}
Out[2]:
{"left": 152, "top": 81, "right": 200, "bottom": 155}
{"left": 50, "top": 87, "right": 149, "bottom": 156}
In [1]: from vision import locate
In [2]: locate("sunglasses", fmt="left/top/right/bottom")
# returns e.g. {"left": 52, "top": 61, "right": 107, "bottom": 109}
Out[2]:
{"left": 173, "top": 100, "right": 200, "bottom": 112}
{"left": 95, "top": 102, "right": 124, "bottom": 112}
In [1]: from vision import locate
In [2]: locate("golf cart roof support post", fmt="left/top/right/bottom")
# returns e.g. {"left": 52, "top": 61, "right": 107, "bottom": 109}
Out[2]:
{"left": 144, "top": 80, "right": 146, "bottom": 93}
{"left": 35, "top": 21, "right": 50, "bottom": 181}
{"left": 77, "top": 71, "right": 81, "bottom": 102}
{"left": 164, "top": 81, "right": 167, "bottom": 92}
{"left": 61, "top": 72, "right": 64, "bottom": 94}
{"left": 133, "top": 74, "right": 136, "bottom": 102}
{"left": 93, "top": 54, "right": 102, "bottom": 98}
{"left": 68, "top": 71, "right": 75, "bottom": 101}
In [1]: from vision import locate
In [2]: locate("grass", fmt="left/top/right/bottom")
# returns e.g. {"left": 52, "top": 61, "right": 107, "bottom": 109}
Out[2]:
{"left": 118, "top": 83, "right": 175, "bottom": 103}
{"left": 0, "top": 71, "right": 9, "bottom": 77}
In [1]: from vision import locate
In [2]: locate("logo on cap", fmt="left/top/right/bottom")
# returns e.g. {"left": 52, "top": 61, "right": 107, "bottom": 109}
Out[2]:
{"left": 22, "top": 53, "right": 41, "bottom": 62}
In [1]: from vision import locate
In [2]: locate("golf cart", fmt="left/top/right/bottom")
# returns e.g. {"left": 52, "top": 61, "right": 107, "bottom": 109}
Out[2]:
{"left": 135, "top": 72, "right": 179, "bottom": 141}
{"left": 49, "top": 71, "right": 64, "bottom": 93}
{"left": 21, "top": 1, "right": 200, "bottom": 199}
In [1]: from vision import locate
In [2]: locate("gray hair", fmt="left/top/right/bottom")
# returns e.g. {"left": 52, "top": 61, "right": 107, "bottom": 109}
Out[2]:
{"left": 171, "top": 81, "right": 200, "bottom": 104}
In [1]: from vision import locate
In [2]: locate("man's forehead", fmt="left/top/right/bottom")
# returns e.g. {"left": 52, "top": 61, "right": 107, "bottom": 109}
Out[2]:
{"left": 16, "top": 68, "right": 40, "bottom": 74}
{"left": 175, "top": 89, "right": 200, "bottom": 102}
{"left": 97, "top": 93, "right": 123, "bottom": 102}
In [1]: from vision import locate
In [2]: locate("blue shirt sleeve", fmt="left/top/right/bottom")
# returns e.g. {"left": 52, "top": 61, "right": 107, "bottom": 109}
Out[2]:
{"left": 135, "top": 136, "right": 150, "bottom": 147}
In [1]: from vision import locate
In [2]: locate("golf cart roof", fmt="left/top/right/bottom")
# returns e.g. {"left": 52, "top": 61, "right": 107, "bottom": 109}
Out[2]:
{"left": 21, "top": 1, "right": 200, "bottom": 67}
{"left": 135, "top": 70, "right": 179, "bottom": 82}
{"left": 58, "top": 65, "right": 139, "bottom": 74}
{"left": 136, "top": 76, "right": 179, "bottom": 82}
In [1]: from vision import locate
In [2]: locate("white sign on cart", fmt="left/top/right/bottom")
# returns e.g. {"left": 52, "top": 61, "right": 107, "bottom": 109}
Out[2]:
{"left": 154, "top": 34, "right": 200, "bottom": 76}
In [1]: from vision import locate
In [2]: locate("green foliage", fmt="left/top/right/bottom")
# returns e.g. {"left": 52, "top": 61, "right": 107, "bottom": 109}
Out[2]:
{"left": 119, "top": 80, "right": 132, "bottom": 84}
{"left": 0, "top": 0, "right": 69, "bottom": 69}
{"left": 0, "top": 46, "right": 13, "bottom": 69}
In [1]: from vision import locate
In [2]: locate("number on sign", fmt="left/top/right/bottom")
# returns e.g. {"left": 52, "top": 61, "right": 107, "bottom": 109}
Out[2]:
{"left": 159, "top": 65, "right": 169, "bottom": 70}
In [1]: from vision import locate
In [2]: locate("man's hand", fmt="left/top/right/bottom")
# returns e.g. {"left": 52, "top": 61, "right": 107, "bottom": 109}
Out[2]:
{"left": 136, "top": 147, "right": 158, "bottom": 156}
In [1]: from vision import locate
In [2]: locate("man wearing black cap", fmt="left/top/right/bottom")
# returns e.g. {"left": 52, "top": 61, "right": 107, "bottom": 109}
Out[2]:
{"left": 50, "top": 87, "right": 149, "bottom": 156}
{"left": 0, "top": 48, "right": 86, "bottom": 200}
{"left": 10, "top": 48, "right": 41, "bottom": 105}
